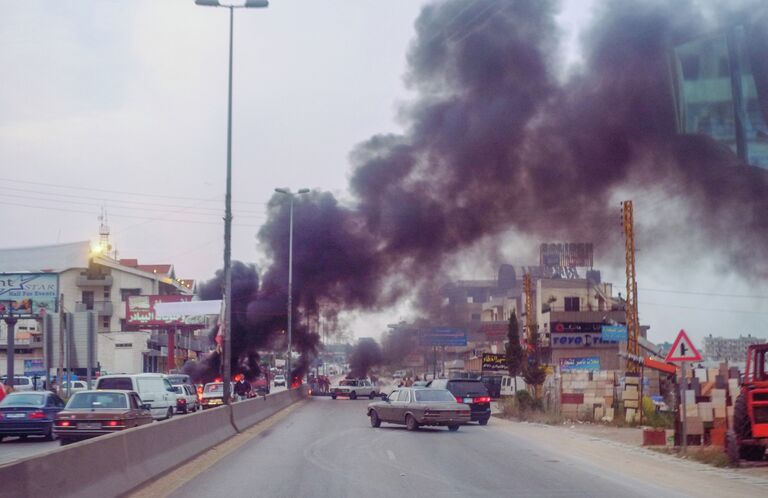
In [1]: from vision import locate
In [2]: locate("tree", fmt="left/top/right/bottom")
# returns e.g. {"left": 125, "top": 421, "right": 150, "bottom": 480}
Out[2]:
{"left": 505, "top": 310, "right": 524, "bottom": 394}
{"left": 523, "top": 359, "right": 547, "bottom": 399}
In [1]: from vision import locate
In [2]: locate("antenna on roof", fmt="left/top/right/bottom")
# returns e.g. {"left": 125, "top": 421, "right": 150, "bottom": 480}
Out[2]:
{"left": 97, "top": 207, "right": 113, "bottom": 256}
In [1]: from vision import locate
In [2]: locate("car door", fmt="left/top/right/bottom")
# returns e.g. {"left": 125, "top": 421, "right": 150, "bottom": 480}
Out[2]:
{"left": 391, "top": 389, "right": 411, "bottom": 424}
{"left": 130, "top": 393, "right": 152, "bottom": 426}
{"left": 379, "top": 390, "right": 399, "bottom": 422}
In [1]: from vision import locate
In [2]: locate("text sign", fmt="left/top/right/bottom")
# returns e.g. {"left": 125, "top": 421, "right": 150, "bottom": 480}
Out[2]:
{"left": 551, "top": 322, "right": 604, "bottom": 333}
{"left": 0, "top": 273, "right": 58, "bottom": 317}
{"left": 601, "top": 325, "right": 627, "bottom": 342}
{"left": 419, "top": 327, "right": 468, "bottom": 347}
{"left": 24, "top": 359, "right": 46, "bottom": 376}
{"left": 126, "top": 295, "right": 205, "bottom": 327}
{"left": 482, "top": 353, "right": 507, "bottom": 372}
{"left": 559, "top": 357, "right": 600, "bottom": 371}
{"left": 550, "top": 332, "right": 618, "bottom": 348}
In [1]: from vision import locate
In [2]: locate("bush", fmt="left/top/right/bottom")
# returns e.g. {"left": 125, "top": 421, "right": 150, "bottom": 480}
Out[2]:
{"left": 642, "top": 395, "right": 674, "bottom": 429}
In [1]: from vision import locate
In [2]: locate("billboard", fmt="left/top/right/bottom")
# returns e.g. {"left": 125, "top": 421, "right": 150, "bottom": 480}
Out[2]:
{"left": 539, "top": 243, "right": 593, "bottom": 268}
{"left": 550, "top": 322, "right": 606, "bottom": 334}
{"left": 559, "top": 357, "right": 600, "bottom": 371}
{"left": 481, "top": 353, "right": 507, "bottom": 372}
{"left": 0, "top": 273, "right": 58, "bottom": 317}
{"left": 601, "top": 325, "right": 628, "bottom": 342}
{"left": 419, "top": 327, "right": 468, "bottom": 347}
{"left": 126, "top": 295, "right": 205, "bottom": 327}
{"left": 550, "top": 332, "right": 618, "bottom": 348}
{"left": 24, "top": 359, "right": 46, "bottom": 376}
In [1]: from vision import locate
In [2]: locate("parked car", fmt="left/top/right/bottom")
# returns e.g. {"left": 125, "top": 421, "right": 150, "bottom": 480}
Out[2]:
{"left": 331, "top": 379, "right": 379, "bottom": 400}
{"left": 500, "top": 375, "right": 527, "bottom": 397}
{"left": 54, "top": 390, "right": 153, "bottom": 445}
{"left": 65, "top": 380, "right": 90, "bottom": 393}
{"left": 200, "top": 382, "right": 230, "bottom": 409}
{"left": 367, "top": 388, "right": 470, "bottom": 431}
{"left": 273, "top": 375, "right": 286, "bottom": 387}
{"left": 172, "top": 384, "right": 199, "bottom": 414}
{"left": 427, "top": 378, "right": 491, "bottom": 425}
{"left": 95, "top": 373, "right": 176, "bottom": 420}
{"left": 0, "top": 376, "right": 35, "bottom": 392}
{"left": 0, "top": 391, "right": 66, "bottom": 442}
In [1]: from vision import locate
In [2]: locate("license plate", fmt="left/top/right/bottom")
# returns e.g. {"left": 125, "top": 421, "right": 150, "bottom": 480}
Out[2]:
{"left": 5, "top": 413, "right": 25, "bottom": 418}
{"left": 463, "top": 398, "right": 472, "bottom": 403}
{"left": 208, "top": 399, "right": 222, "bottom": 405}
{"left": 77, "top": 422, "right": 101, "bottom": 430}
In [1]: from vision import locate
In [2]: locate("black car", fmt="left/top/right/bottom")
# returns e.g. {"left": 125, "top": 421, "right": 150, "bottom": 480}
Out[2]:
{"left": 427, "top": 378, "right": 491, "bottom": 425}
{"left": 0, "top": 391, "right": 66, "bottom": 441}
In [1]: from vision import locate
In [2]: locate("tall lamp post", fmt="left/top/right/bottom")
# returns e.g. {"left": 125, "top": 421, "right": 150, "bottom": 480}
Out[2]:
{"left": 196, "top": 0, "right": 269, "bottom": 404}
{"left": 274, "top": 188, "right": 310, "bottom": 382}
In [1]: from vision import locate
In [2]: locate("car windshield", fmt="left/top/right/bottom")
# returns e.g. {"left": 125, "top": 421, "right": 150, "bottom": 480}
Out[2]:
{"left": 173, "top": 386, "right": 183, "bottom": 394}
{"left": 205, "top": 384, "right": 222, "bottom": 392}
{"left": 0, "top": 393, "right": 45, "bottom": 407}
{"left": 68, "top": 393, "right": 127, "bottom": 409}
{"left": 414, "top": 389, "right": 456, "bottom": 403}
{"left": 446, "top": 381, "right": 489, "bottom": 397}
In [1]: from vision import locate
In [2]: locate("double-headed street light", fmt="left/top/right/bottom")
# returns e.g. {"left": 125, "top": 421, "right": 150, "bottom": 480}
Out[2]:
{"left": 196, "top": 0, "right": 269, "bottom": 404}
{"left": 274, "top": 188, "right": 310, "bottom": 382}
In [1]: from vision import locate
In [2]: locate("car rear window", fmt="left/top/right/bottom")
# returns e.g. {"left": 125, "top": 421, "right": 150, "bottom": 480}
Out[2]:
{"left": 98, "top": 377, "right": 133, "bottom": 390}
{"left": 414, "top": 389, "right": 455, "bottom": 402}
{"left": 68, "top": 392, "right": 127, "bottom": 409}
{"left": 0, "top": 393, "right": 45, "bottom": 407}
{"left": 446, "top": 381, "right": 489, "bottom": 397}
{"left": 205, "top": 383, "right": 222, "bottom": 392}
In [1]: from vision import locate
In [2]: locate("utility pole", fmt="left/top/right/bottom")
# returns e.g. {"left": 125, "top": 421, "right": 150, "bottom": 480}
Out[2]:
{"left": 621, "top": 200, "right": 640, "bottom": 374}
{"left": 58, "top": 294, "right": 64, "bottom": 397}
{"left": 523, "top": 274, "right": 536, "bottom": 350}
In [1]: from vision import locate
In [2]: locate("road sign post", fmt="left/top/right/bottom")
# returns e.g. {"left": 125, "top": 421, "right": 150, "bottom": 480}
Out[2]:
{"left": 665, "top": 329, "right": 702, "bottom": 456}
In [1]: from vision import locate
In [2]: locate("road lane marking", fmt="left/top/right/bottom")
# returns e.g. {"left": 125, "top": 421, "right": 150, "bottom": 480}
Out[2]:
{"left": 127, "top": 400, "right": 307, "bottom": 498}
{"left": 387, "top": 449, "right": 396, "bottom": 461}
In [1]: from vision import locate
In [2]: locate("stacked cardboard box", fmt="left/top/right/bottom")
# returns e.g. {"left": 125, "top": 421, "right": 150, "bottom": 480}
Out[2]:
{"left": 559, "top": 370, "right": 617, "bottom": 422}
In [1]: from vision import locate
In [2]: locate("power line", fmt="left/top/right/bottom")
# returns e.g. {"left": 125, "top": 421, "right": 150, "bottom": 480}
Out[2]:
{"left": 639, "top": 287, "right": 768, "bottom": 299}
{"left": 640, "top": 301, "right": 768, "bottom": 315}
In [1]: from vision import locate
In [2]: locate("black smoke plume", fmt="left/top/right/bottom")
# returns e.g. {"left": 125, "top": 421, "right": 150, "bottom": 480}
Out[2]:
{"left": 348, "top": 338, "right": 383, "bottom": 379}
{"left": 210, "top": 1, "right": 768, "bottom": 375}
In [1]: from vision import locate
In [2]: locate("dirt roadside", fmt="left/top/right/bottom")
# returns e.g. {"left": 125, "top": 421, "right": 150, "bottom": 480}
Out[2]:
{"left": 490, "top": 416, "right": 768, "bottom": 498}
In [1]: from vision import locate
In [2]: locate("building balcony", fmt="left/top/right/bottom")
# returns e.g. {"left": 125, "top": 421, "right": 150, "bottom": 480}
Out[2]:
{"left": 75, "top": 301, "right": 113, "bottom": 316}
{"left": 76, "top": 273, "right": 113, "bottom": 287}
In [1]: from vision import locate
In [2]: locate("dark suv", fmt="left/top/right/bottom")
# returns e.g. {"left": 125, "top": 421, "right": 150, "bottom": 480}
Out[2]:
{"left": 427, "top": 378, "right": 491, "bottom": 425}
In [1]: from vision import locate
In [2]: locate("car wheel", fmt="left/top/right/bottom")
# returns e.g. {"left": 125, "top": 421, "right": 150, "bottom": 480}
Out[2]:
{"left": 350, "top": 392, "right": 357, "bottom": 400}
{"left": 478, "top": 418, "right": 489, "bottom": 426}
{"left": 166, "top": 407, "right": 174, "bottom": 420}
{"left": 331, "top": 394, "right": 337, "bottom": 400}
{"left": 43, "top": 425, "right": 55, "bottom": 441}
{"left": 369, "top": 392, "right": 376, "bottom": 400}
{"left": 370, "top": 411, "right": 381, "bottom": 428}
{"left": 0, "top": 435, "right": 4, "bottom": 443}
{"left": 448, "top": 425, "right": 460, "bottom": 432}
{"left": 405, "top": 414, "right": 419, "bottom": 431}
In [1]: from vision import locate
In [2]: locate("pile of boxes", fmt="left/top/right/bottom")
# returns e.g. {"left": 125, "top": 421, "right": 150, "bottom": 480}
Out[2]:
{"left": 560, "top": 370, "right": 617, "bottom": 421}
{"left": 678, "top": 363, "right": 740, "bottom": 445}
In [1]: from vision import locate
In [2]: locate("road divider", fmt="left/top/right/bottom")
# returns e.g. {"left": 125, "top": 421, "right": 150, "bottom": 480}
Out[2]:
{"left": 0, "top": 386, "right": 309, "bottom": 498}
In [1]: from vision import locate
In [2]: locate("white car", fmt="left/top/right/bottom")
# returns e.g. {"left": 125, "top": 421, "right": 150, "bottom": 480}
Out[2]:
{"left": 172, "top": 384, "right": 199, "bottom": 414}
{"left": 273, "top": 375, "right": 286, "bottom": 387}
{"left": 331, "top": 379, "right": 379, "bottom": 400}
{"left": 95, "top": 373, "right": 176, "bottom": 420}
{"left": 0, "top": 376, "right": 34, "bottom": 391}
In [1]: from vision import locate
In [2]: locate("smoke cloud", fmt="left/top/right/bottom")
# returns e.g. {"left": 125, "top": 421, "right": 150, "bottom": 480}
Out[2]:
{"left": 199, "top": 1, "right": 768, "bottom": 377}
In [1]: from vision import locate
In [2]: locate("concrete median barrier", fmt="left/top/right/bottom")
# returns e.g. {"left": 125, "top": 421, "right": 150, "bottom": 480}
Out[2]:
{"left": 0, "top": 387, "right": 308, "bottom": 498}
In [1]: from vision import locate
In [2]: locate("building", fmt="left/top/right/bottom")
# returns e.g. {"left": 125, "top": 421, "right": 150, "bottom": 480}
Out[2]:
{"left": 703, "top": 334, "right": 765, "bottom": 362}
{"left": 0, "top": 240, "right": 207, "bottom": 377}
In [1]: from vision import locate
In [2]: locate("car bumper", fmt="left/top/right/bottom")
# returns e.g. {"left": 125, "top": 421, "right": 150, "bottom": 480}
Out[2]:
{"left": 469, "top": 405, "right": 491, "bottom": 421}
{"left": 417, "top": 414, "right": 471, "bottom": 425}
{"left": 0, "top": 421, "right": 52, "bottom": 436}
{"left": 53, "top": 427, "right": 124, "bottom": 439}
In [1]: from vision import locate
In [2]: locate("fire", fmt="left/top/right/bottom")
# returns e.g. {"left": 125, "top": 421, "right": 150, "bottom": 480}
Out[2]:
{"left": 290, "top": 377, "right": 302, "bottom": 389}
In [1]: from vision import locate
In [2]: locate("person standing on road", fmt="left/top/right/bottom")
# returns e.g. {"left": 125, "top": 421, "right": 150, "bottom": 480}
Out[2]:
{"left": 234, "top": 378, "right": 250, "bottom": 401}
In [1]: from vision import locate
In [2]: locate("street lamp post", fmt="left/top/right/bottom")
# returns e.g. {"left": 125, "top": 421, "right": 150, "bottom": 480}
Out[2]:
{"left": 196, "top": 0, "right": 269, "bottom": 404}
{"left": 274, "top": 188, "right": 310, "bottom": 382}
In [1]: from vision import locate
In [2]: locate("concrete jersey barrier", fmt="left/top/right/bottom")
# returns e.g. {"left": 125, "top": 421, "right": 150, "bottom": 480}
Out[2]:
{"left": 0, "top": 387, "right": 308, "bottom": 498}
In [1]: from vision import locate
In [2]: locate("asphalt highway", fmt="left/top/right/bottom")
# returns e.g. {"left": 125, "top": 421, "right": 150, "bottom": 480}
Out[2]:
{"left": 166, "top": 396, "right": 693, "bottom": 498}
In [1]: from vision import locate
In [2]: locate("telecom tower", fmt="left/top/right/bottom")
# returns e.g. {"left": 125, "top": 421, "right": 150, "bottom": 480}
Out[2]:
{"left": 621, "top": 200, "right": 640, "bottom": 374}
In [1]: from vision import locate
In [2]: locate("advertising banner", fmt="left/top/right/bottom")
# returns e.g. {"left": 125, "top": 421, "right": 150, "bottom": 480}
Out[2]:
{"left": 550, "top": 332, "right": 619, "bottom": 348}
{"left": 559, "top": 357, "right": 600, "bottom": 371}
{"left": 24, "top": 359, "right": 46, "bottom": 376}
{"left": 481, "top": 353, "right": 507, "bottom": 372}
{"left": 601, "top": 325, "right": 628, "bottom": 342}
{"left": 539, "top": 243, "right": 594, "bottom": 267}
{"left": 551, "top": 322, "right": 604, "bottom": 333}
{"left": 126, "top": 295, "right": 205, "bottom": 327}
{"left": 0, "top": 273, "right": 58, "bottom": 317}
{"left": 419, "top": 327, "right": 468, "bottom": 347}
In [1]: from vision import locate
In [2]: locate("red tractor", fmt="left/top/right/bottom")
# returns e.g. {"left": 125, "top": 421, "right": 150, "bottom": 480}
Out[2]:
{"left": 726, "top": 343, "right": 768, "bottom": 463}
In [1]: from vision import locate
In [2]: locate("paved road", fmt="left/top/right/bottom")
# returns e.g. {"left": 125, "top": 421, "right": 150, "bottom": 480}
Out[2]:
{"left": 0, "top": 435, "right": 58, "bottom": 465}
{"left": 166, "top": 397, "right": 693, "bottom": 498}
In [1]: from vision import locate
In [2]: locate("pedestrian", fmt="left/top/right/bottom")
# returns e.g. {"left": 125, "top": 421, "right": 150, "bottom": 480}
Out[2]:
{"left": 234, "top": 377, "right": 250, "bottom": 401}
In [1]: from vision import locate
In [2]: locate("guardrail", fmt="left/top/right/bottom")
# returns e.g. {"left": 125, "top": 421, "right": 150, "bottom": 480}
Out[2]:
{"left": 0, "top": 386, "right": 308, "bottom": 498}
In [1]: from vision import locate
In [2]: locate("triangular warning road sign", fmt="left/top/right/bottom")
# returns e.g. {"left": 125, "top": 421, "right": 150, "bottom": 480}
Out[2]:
{"left": 665, "top": 329, "right": 701, "bottom": 362}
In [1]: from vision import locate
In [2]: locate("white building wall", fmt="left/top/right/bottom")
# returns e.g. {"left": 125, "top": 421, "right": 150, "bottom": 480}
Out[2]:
{"left": 98, "top": 331, "right": 148, "bottom": 374}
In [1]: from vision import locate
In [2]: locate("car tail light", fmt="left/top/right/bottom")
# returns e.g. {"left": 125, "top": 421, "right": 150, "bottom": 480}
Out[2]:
{"left": 56, "top": 420, "right": 71, "bottom": 427}
{"left": 473, "top": 397, "right": 491, "bottom": 403}
{"left": 28, "top": 411, "right": 46, "bottom": 420}
{"left": 104, "top": 420, "right": 119, "bottom": 427}
{"left": 455, "top": 396, "right": 463, "bottom": 403}
{"left": 178, "top": 399, "right": 186, "bottom": 405}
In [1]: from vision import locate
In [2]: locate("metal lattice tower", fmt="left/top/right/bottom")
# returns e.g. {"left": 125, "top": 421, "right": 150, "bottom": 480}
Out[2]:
{"left": 523, "top": 274, "right": 536, "bottom": 347}
{"left": 621, "top": 200, "right": 640, "bottom": 374}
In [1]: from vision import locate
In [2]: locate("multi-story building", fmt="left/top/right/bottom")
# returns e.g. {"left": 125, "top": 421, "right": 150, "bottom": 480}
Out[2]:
{"left": 703, "top": 334, "right": 765, "bottom": 362}
{"left": 0, "top": 240, "right": 207, "bottom": 377}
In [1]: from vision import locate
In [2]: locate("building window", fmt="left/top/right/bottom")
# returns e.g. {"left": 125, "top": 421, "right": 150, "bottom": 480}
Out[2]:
{"left": 115, "top": 343, "right": 133, "bottom": 349}
{"left": 82, "top": 291, "right": 94, "bottom": 310}
{"left": 103, "top": 317, "right": 110, "bottom": 329}
{"left": 564, "top": 297, "right": 580, "bottom": 312}
{"left": 103, "top": 289, "right": 110, "bottom": 299}
{"left": 471, "top": 313, "right": 481, "bottom": 321}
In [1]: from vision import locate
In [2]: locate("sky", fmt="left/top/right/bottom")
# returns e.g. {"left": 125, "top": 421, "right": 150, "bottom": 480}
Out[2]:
{"left": 1, "top": 0, "right": 767, "bottom": 346}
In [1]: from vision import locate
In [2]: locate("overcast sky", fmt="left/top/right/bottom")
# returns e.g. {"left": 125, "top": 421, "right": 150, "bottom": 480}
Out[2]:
{"left": 2, "top": 0, "right": 766, "bottom": 346}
